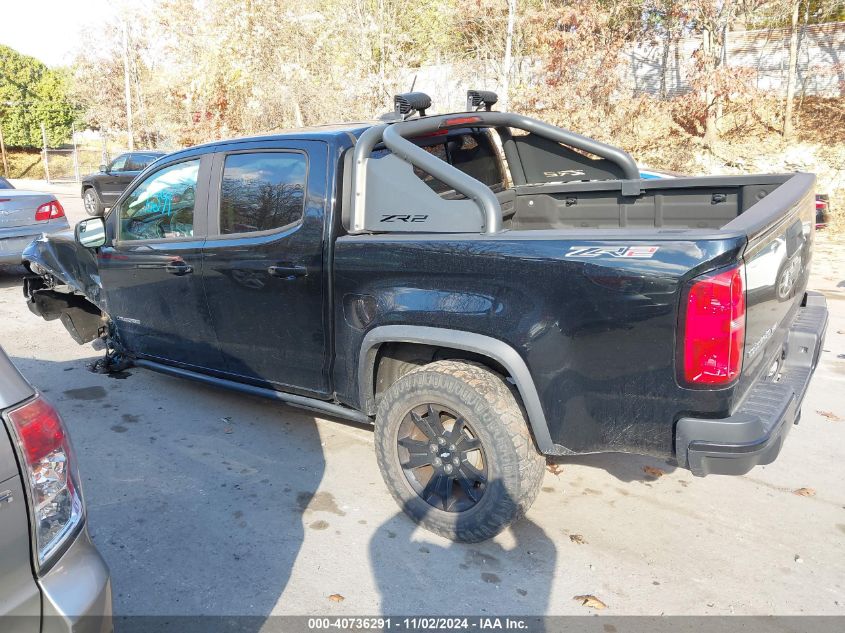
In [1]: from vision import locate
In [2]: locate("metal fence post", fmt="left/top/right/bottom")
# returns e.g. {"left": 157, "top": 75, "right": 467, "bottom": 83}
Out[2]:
{"left": 0, "top": 121, "right": 9, "bottom": 179}
{"left": 41, "top": 122, "right": 50, "bottom": 183}
{"left": 72, "top": 123, "right": 81, "bottom": 184}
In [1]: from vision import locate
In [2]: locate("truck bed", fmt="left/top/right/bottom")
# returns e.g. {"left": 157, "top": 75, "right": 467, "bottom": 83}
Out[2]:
{"left": 505, "top": 174, "right": 790, "bottom": 230}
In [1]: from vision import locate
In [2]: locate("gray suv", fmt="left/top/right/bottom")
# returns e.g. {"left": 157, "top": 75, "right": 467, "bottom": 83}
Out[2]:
{"left": 0, "top": 347, "right": 112, "bottom": 632}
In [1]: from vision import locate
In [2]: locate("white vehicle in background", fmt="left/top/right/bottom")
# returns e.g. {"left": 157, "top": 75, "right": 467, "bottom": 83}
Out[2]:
{"left": 0, "top": 180, "right": 70, "bottom": 265}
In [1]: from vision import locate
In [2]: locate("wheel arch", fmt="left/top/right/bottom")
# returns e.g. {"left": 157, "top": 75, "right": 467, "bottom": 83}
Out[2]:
{"left": 358, "top": 325, "right": 555, "bottom": 454}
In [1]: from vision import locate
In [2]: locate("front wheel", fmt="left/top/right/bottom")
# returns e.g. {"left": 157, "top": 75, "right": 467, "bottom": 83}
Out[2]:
{"left": 83, "top": 188, "right": 104, "bottom": 216}
{"left": 374, "top": 360, "right": 545, "bottom": 542}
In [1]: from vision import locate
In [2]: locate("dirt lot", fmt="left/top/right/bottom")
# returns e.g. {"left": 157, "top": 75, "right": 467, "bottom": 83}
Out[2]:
{"left": 1, "top": 180, "right": 844, "bottom": 617}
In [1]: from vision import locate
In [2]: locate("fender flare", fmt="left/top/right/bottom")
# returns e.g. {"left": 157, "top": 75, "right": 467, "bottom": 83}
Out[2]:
{"left": 358, "top": 325, "right": 556, "bottom": 455}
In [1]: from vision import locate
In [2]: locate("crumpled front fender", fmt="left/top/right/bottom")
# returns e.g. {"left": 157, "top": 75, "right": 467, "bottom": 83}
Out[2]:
{"left": 22, "top": 231, "right": 106, "bottom": 311}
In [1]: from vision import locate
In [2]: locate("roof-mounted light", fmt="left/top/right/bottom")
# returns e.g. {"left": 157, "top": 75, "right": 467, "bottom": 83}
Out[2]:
{"left": 466, "top": 90, "right": 498, "bottom": 111}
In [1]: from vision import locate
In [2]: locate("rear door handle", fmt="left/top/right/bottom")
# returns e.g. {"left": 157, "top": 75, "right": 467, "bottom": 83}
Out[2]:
{"left": 267, "top": 264, "right": 307, "bottom": 279}
{"left": 165, "top": 262, "right": 193, "bottom": 275}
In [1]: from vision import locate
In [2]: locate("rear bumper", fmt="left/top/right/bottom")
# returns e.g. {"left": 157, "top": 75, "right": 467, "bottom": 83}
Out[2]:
{"left": 675, "top": 291, "right": 828, "bottom": 477}
{"left": 39, "top": 525, "right": 113, "bottom": 633}
{"left": 0, "top": 221, "right": 70, "bottom": 265}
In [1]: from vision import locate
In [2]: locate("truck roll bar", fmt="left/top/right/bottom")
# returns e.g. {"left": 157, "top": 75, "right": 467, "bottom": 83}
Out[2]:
{"left": 349, "top": 111, "right": 642, "bottom": 234}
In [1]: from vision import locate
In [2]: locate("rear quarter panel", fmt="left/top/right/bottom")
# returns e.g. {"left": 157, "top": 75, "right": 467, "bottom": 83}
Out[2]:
{"left": 333, "top": 232, "right": 746, "bottom": 458}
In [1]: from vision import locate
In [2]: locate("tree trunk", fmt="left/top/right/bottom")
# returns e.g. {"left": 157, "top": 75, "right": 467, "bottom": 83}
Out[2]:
{"left": 703, "top": 25, "right": 718, "bottom": 149}
{"left": 783, "top": 0, "right": 800, "bottom": 138}
{"left": 501, "top": 0, "right": 517, "bottom": 111}
{"left": 659, "top": 30, "right": 671, "bottom": 100}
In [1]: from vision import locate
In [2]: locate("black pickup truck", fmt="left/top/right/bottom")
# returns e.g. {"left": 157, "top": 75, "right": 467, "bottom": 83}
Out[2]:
{"left": 21, "top": 91, "right": 828, "bottom": 542}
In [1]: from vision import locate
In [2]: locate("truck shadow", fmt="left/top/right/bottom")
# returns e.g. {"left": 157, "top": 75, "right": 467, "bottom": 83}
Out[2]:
{"left": 369, "top": 496, "right": 556, "bottom": 623}
{"left": 9, "top": 353, "right": 332, "bottom": 632}
{"left": 547, "top": 452, "right": 677, "bottom": 483}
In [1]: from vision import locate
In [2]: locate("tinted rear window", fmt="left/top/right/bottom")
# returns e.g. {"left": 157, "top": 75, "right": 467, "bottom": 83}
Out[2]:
{"left": 0, "top": 177, "right": 13, "bottom": 189}
{"left": 374, "top": 131, "right": 504, "bottom": 197}
{"left": 219, "top": 152, "right": 307, "bottom": 235}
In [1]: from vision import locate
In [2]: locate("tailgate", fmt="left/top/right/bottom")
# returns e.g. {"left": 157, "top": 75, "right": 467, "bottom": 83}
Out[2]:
{"left": 729, "top": 172, "right": 816, "bottom": 395}
{"left": 0, "top": 191, "right": 53, "bottom": 230}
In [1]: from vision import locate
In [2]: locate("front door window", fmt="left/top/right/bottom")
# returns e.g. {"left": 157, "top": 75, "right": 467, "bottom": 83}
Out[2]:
{"left": 116, "top": 159, "right": 200, "bottom": 241}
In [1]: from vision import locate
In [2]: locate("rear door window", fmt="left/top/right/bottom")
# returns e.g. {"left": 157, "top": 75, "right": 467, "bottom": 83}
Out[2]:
{"left": 117, "top": 159, "right": 200, "bottom": 241}
{"left": 219, "top": 152, "right": 307, "bottom": 235}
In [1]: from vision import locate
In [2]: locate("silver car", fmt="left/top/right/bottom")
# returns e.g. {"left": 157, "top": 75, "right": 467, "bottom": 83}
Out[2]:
{"left": 0, "top": 346, "right": 112, "bottom": 632}
{"left": 0, "top": 183, "right": 71, "bottom": 265}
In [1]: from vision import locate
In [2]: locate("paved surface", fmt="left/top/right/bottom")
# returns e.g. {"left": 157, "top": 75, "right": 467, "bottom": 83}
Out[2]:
{"left": 1, "top": 181, "right": 844, "bottom": 617}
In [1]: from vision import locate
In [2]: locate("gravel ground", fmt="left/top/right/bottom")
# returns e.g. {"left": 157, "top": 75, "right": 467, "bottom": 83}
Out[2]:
{"left": 1, "top": 180, "right": 843, "bottom": 618}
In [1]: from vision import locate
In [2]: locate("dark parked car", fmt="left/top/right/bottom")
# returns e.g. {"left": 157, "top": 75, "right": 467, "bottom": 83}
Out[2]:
{"left": 0, "top": 346, "right": 112, "bottom": 632}
{"left": 22, "top": 91, "right": 827, "bottom": 542}
{"left": 81, "top": 151, "right": 166, "bottom": 216}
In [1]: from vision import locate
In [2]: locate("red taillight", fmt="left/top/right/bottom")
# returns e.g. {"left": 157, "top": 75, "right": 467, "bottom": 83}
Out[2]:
{"left": 682, "top": 266, "right": 745, "bottom": 386}
{"left": 7, "top": 395, "right": 84, "bottom": 569}
{"left": 35, "top": 200, "right": 65, "bottom": 221}
{"left": 815, "top": 199, "right": 827, "bottom": 211}
{"left": 8, "top": 397, "right": 66, "bottom": 462}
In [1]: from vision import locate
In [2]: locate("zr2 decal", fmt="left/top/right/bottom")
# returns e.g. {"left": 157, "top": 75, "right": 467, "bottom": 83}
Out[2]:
{"left": 380, "top": 214, "right": 428, "bottom": 223}
{"left": 565, "top": 245, "right": 659, "bottom": 259}
{"left": 543, "top": 170, "right": 587, "bottom": 178}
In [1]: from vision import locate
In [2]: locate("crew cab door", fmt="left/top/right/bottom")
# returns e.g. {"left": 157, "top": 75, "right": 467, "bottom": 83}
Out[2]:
{"left": 98, "top": 154, "right": 225, "bottom": 369}
{"left": 202, "top": 141, "right": 330, "bottom": 395}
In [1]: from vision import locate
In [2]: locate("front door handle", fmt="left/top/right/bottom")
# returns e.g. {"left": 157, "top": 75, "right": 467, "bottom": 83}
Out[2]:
{"left": 165, "top": 262, "right": 193, "bottom": 275}
{"left": 267, "top": 264, "right": 307, "bottom": 279}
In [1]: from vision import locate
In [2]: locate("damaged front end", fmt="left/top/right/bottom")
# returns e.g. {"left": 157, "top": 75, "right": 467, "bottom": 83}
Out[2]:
{"left": 22, "top": 232, "right": 108, "bottom": 345}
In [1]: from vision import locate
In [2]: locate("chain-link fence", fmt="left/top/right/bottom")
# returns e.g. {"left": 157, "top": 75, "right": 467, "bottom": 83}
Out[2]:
{"left": 41, "top": 147, "right": 127, "bottom": 184}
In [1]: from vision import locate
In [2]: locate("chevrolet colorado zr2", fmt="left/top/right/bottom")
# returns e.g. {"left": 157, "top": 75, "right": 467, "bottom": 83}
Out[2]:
{"left": 21, "top": 91, "right": 828, "bottom": 542}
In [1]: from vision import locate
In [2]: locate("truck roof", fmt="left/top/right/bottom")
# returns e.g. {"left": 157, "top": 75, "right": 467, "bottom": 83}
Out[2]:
{"left": 166, "top": 121, "right": 378, "bottom": 159}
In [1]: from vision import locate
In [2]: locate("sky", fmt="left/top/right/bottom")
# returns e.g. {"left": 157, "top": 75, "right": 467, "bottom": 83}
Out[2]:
{"left": 1, "top": 0, "right": 119, "bottom": 67}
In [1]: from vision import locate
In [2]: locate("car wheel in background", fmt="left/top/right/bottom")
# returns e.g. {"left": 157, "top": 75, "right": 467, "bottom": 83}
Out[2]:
{"left": 374, "top": 360, "right": 545, "bottom": 542}
{"left": 83, "top": 188, "right": 104, "bottom": 216}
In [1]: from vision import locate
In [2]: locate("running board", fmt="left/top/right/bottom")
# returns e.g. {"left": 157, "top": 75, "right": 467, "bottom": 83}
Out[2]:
{"left": 134, "top": 359, "right": 372, "bottom": 425}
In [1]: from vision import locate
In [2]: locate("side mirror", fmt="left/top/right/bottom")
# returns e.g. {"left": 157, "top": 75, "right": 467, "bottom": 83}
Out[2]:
{"left": 99, "top": 164, "right": 107, "bottom": 173}
{"left": 75, "top": 217, "right": 106, "bottom": 249}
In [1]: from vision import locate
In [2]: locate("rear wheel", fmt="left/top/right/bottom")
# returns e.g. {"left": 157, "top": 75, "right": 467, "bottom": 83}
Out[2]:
{"left": 374, "top": 360, "right": 545, "bottom": 542}
{"left": 83, "top": 188, "right": 104, "bottom": 216}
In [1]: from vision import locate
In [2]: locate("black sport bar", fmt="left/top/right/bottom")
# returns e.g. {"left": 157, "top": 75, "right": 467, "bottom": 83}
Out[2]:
{"left": 351, "top": 112, "right": 642, "bottom": 234}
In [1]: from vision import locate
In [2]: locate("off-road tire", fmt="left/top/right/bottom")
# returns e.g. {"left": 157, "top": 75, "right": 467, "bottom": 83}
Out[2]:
{"left": 374, "top": 360, "right": 545, "bottom": 542}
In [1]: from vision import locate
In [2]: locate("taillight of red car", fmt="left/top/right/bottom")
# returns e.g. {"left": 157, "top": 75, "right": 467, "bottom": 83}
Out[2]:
{"left": 5, "top": 395, "right": 84, "bottom": 571}
{"left": 34, "top": 200, "right": 65, "bottom": 222}
{"left": 681, "top": 265, "right": 746, "bottom": 386}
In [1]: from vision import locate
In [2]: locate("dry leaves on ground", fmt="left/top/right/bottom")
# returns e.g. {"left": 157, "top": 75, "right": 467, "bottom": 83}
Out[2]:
{"left": 569, "top": 534, "right": 588, "bottom": 545}
{"left": 817, "top": 410, "right": 842, "bottom": 422}
{"left": 547, "top": 463, "right": 564, "bottom": 476}
{"left": 793, "top": 487, "right": 816, "bottom": 497}
{"left": 643, "top": 465, "right": 665, "bottom": 478}
{"left": 328, "top": 594, "right": 345, "bottom": 602}
{"left": 573, "top": 594, "right": 608, "bottom": 610}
